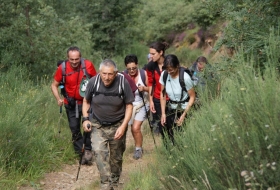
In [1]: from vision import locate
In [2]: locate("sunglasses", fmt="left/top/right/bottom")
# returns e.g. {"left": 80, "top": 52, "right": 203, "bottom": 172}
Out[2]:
{"left": 127, "top": 67, "right": 138, "bottom": 71}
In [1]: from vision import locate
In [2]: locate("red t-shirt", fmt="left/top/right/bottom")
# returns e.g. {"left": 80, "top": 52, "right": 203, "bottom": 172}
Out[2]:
{"left": 54, "top": 59, "right": 97, "bottom": 104}
{"left": 146, "top": 62, "right": 169, "bottom": 100}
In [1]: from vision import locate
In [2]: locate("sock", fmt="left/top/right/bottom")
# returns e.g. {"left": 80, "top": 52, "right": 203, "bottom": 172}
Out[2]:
{"left": 135, "top": 147, "right": 142, "bottom": 151}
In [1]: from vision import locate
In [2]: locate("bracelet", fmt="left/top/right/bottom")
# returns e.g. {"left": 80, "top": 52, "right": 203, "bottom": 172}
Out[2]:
{"left": 82, "top": 117, "right": 89, "bottom": 123}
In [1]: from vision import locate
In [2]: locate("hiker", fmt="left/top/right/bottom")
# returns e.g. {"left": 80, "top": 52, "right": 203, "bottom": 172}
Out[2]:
{"left": 146, "top": 41, "right": 170, "bottom": 136}
{"left": 51, "top": 46, "right": 97, "bottom": 165}
{"left": 82, "top": 59, "right": 134, "bottom": 190}
{"left": 189, "top": 56, "right": 219, "bottom": 107}
{"left": 160, "top": 54, "right": 195, "bottom": 145}
{"left": 189, "top": 56, "right": 209, "bottom": 87}
{"left": 124, "top": 54, "right": 149, "bottom": 160}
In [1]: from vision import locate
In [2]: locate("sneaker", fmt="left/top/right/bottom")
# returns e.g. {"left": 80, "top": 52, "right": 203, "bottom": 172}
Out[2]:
{"left": 133, "top": 149, "right": 143, "bottom": 160}
{"left": 81, "top": 150, "right": 93, "bottom": 165}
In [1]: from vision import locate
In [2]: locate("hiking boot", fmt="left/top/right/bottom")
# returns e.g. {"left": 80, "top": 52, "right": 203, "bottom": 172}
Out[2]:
{"left": 81, "top": 150, "right": 93, "bottom": 165}
{"left": 133, "top": 149, "right": 143, "bottom": 160}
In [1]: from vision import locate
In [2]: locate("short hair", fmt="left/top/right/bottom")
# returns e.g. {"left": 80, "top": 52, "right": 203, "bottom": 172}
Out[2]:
{"left": 99, "top": 59, "right": 118, "bottom": 71}
{"left": 163, "top": 54, "right": 180, "bottom": 69}
{"left": 149, "top": 42, "right": 169, "bottom": 56}
{"left": 67, "top": 46, "right": 82, "bottom": 57}
{"left": 124, "top": 54, "right": 138, "bottom": 66}
{"left": 196, "top": 56, "right": 208, "bottom": 64}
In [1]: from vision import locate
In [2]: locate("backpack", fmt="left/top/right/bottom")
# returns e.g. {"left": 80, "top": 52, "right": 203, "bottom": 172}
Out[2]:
{"left": 91, "top": 72, "right": 125, "bottom": 99}
{"left": 162, "top": 67, "right": 194, "bottom": 103}
{"left": 89, "top": 73, "right": 126, "bottom": 125}
{"left": 57, "top": 58, "right": 90, "bottom": 85}
{"left": 123, "top": 68, "right": 146, "bottom": 86}
{"left": 57, "top": 58, "right": 90, "bottom": 97}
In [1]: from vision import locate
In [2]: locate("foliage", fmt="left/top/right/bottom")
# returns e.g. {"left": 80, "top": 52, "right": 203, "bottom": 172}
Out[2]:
{"left": 0, "top": 65, "right": 75, "bottom": 189}
{"left": 125, "top": 32, "right": 280, "bottom": 189}
{"left": 0, "top": 0, "right": 92, "bottom": 78}
{"left": 136, "top": 0, "right": 219, "bottom": 43}
{"left": 208, "top": 0, "right": 280, "bottom": 66}
{"left": 88, "top": 0, "right": 142, "bottom": 58}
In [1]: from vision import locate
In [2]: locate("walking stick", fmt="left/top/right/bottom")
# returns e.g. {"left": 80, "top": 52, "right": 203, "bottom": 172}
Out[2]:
{"left": 76, "top": 123, "right": 91, "bottom": 181}
{"left": 58, "top": 84, "right": 64, "bottom": 136}
{"left": 58, "top": 106, "right": 62, "bottom": 136}
{"left": 139, "top": 89, "right": 157, "bottom": 148}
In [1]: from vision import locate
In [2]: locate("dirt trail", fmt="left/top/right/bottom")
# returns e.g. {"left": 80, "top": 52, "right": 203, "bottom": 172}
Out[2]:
{"left": 19, "top": 123, "right": 159, "bottom": 190}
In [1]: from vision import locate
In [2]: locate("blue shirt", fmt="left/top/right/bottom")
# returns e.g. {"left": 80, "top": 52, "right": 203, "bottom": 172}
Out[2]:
{"left": 159, "top": 71, "right": 193, "bottom": 110}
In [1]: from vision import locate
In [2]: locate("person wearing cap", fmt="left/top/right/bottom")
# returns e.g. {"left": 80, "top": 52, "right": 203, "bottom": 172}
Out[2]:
{"left": 51, "top": 46, "right": 97, "bottom": 165}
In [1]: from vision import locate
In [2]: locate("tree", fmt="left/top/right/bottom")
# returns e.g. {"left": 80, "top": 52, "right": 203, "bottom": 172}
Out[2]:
{"left": 87, "top": 0, "right": 142, "bottom": 58}
{"left": 0, "top": 0, "right": 92, "bottom": 78}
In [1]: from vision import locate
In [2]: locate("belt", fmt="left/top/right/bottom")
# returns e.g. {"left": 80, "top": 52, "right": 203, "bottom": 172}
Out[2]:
{"left": 92, "top": 111, "right": 124, "bottom": 126}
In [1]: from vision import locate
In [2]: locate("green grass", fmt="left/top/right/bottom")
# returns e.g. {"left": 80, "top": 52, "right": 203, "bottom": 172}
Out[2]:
{"left": 0, "top": 65, "right": 77, "bottom": 189}
{"left": 122, "top": 34, "right": 280, "bottom": 189}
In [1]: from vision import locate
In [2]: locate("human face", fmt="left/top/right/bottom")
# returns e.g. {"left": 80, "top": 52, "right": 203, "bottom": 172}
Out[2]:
{"left": 197, "top": 61, "right": 206, "bottom": 72}
{"left": 126, "top": 62, "right": 138, "bottom": 76}
{"left": 100, "top": 65, "right": 117, "bottom": 87}
{"left": 149, "top": 48, "right": 162, "bottom": 63}
{"left": 68, "top": 50, "right": 81, "bottom": 69}
{"left": 166, "top": 66, "right": 179, "bottom": 78}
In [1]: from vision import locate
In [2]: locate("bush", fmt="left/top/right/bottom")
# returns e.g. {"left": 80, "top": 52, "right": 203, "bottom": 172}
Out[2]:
{"left": 153, "top": 48, "right": 280, "bottom": 189}
{"left": 0, "top": 65, "right": 75, "bottom": 189}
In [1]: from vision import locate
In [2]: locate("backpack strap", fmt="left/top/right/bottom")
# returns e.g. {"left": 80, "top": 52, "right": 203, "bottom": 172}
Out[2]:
{"left": 139, "top": 69, "right": 146, "bottom": 86}
{"left": 123, "top": 69, "right": 146, "bottom": 86}
{"left": 179, "top": 67, "right": 187, "bottom": 101}
{"left": 80, "top": 58, "right": 90, "bottom": 78}
{"left": 61, "top": 61, "right": 66, "bottom": 84}
{"left": 162, "top": 70, "right": 168, "bottom": 97}
{"left": 92, "top": 73, "right": 124, "bottom": 98}
{"left": 162, "top": 67, "right": 192, "bottom": 102}
{"left": 61, "top": 59, "right": 90, "bottom": 84}
{"left": 117, "top": 72, "right": 125, "bottom": 99}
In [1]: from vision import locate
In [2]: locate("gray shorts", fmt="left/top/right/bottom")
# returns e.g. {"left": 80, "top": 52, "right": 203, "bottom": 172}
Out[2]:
{"left": 128, "top": 105, "right": 148, "bottom": 125}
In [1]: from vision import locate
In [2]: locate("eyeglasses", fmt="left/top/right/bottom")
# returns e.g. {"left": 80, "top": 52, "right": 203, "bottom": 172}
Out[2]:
{"left": 127, "top": 67, "right": 137, "bottom": 71}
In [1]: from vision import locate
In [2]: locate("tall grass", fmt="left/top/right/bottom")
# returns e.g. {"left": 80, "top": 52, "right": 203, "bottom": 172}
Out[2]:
{"left": 0, "top": 65, "right": 76, "bottom": 189}
{"left": 123, "top": 36, "right": 280, "bottom": 189}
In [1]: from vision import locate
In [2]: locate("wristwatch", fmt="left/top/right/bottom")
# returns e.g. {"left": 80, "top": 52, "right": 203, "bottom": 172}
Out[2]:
{"left": 82, "top": 116, "right": 89, "bottom": 123}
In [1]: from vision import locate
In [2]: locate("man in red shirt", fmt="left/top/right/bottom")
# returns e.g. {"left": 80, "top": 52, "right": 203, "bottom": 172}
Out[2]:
{"left": 51, "top": 46, "right": 97, "bottom": 165}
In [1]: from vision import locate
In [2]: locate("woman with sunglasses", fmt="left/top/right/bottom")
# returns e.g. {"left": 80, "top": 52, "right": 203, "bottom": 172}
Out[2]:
{"left": 159, "top": 54, "right": 195, "bottom": 145}
{"left": 124, "top": 54, "right": 149, "bottom": 160}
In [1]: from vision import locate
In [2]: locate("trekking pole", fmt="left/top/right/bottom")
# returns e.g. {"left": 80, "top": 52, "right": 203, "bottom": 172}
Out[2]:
{"left": 58, "top": 106, "right": 62, "bottom": 136}
{"left": 76, "top": 123, "right": 90, "bottom": 181}
{"left": 58, "top": 84, "right": 64, "bottom": 136}
{"left": 139, "top": 89, "right": 157, "bottom": 148}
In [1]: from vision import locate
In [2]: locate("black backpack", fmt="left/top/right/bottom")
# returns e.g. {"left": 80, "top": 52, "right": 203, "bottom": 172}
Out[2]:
{"left": 162, "top": 67, "right": 194, "bottom": 103}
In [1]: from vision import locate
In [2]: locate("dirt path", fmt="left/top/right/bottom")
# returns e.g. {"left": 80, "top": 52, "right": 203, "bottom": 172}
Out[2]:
{"left": 19, "top": 123, "right": 160, "bottom": 190}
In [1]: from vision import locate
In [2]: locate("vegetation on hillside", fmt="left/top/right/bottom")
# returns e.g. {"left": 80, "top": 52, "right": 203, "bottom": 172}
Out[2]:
{"left": 0, "top": 0, "right": 279, "bottom": 189}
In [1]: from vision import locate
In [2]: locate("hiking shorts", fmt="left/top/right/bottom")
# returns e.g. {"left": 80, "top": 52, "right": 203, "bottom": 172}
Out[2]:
{"left": 128, "top": 105, "right": 148, "bottom": 125}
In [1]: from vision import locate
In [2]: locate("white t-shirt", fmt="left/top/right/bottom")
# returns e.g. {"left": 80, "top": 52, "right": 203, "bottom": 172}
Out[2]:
{"left": 159, "top": 70, "right": 193, "bottom": 110}
{"left": 134, "top": 72, "right": 149, "bottom": 106}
